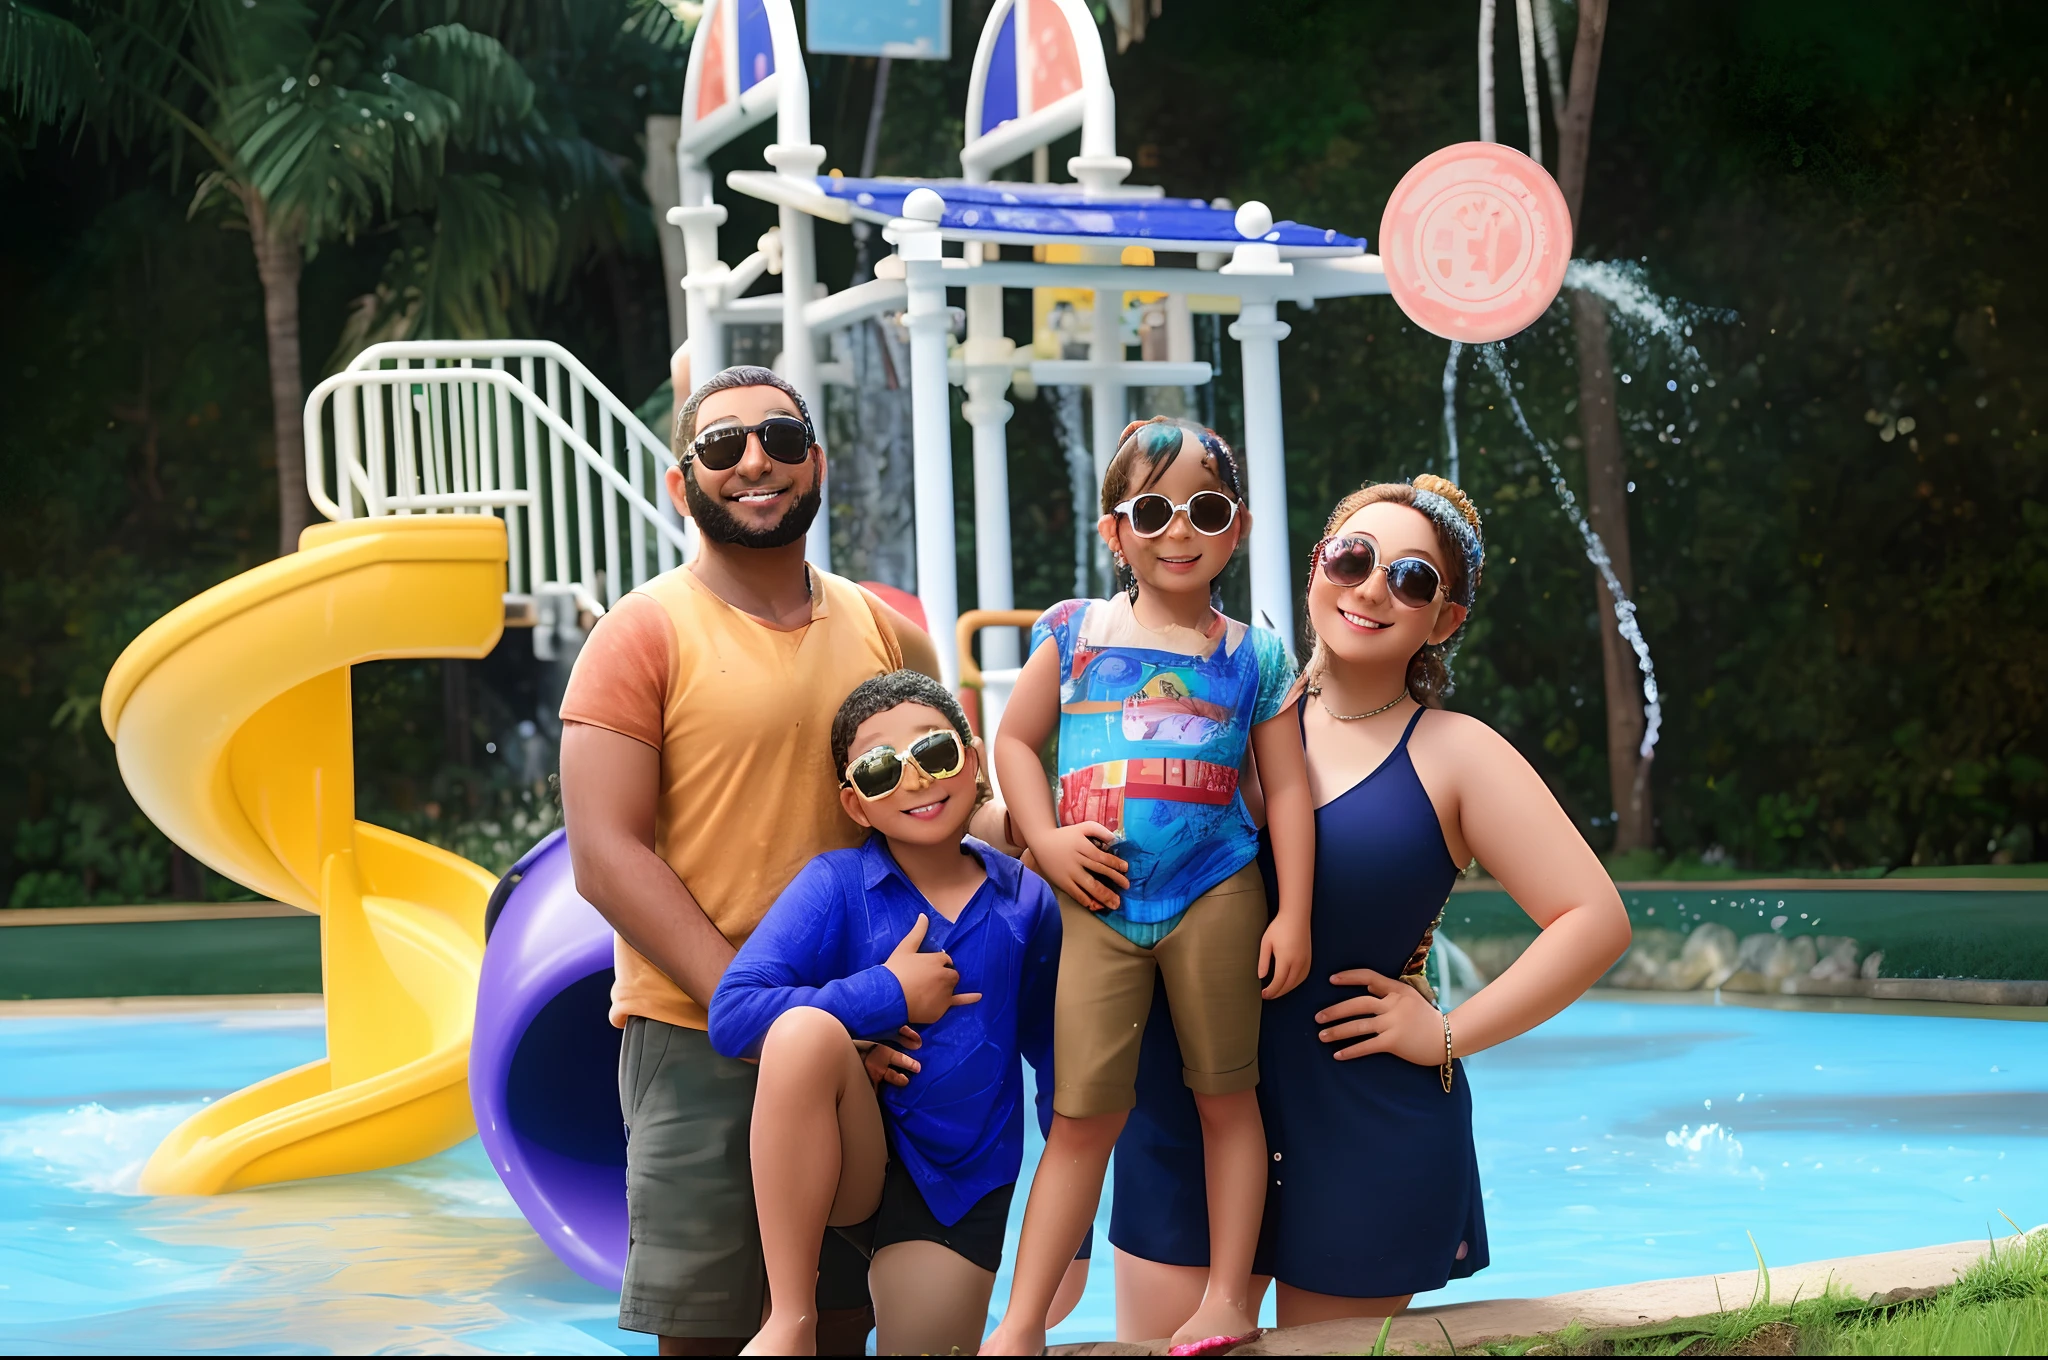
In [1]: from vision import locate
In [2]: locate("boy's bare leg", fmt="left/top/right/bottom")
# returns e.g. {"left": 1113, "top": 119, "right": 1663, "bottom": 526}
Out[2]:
{"left": 743, "top": 1007, "right": 887, "bottom": 1356}
{"left": 1170, "top": 1088, "right": 1266, "bottom": 1348}
{"left": 979, "top": 1110, "right": 1125, "bottom": 1355}
{"left": 870, "top": 1240, "right": 997, "bottom": 1355}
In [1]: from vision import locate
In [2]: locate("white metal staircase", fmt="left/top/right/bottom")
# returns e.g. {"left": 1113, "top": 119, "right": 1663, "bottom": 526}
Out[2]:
{"left": 304, "top": 341, "right": 693, "bottom": 656}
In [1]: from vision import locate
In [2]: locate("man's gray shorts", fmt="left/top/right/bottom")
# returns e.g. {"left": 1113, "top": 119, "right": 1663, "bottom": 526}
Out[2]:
{"left": 617, "top": 1016, "right": 871, "bottom": 1337}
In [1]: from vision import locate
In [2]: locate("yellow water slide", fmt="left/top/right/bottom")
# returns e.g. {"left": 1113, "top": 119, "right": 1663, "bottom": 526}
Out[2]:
{"left": 99, "top": 516, "right": 508, "bottom": 1194}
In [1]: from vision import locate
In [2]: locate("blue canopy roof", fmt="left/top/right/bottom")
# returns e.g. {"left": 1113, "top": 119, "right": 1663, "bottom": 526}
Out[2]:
{"left": 815, "top": 176, "right": 1365, "bottom": 257}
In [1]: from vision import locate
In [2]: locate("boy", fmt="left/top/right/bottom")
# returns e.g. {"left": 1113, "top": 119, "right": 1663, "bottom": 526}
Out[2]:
{"left": 708, "top": 672, "right": 1060, "bottom": 1355}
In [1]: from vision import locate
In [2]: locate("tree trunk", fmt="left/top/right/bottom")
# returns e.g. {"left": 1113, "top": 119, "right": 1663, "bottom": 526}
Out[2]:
{"left": 1572, "top": 290, "right": 1652, "bottom": 849}
{"left": 248, "top": 193, "right": 310, "bottom": 555}
{"left": 1552, "top": 0, "right": 1606, "bottom": 219}
{"left": 1552, "top": 0, "right": 1653, "bottom": 852}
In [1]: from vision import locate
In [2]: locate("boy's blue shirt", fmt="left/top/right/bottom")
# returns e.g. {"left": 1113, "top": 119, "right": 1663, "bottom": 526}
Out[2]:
{"left": 707, "top": 833, "right": 1061, "bottom": 1227}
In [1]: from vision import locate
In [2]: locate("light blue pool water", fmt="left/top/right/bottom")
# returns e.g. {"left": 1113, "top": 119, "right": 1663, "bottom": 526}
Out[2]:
{"left": 2, "top": 997, "right": 2043, "bottom": 1354}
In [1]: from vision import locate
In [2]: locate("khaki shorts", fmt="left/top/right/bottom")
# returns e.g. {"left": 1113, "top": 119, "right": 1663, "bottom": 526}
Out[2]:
{"left": 616, "top": 1017, "right": 871, "bottom": 1337}
{"left": 1052, "top": 861, "right": 1268, "bottom": 1119}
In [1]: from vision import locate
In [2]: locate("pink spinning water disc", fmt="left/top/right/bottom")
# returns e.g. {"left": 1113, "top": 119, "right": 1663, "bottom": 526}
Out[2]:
{"left": 1379, "top": 142, "right": 1573, "bottom": 344}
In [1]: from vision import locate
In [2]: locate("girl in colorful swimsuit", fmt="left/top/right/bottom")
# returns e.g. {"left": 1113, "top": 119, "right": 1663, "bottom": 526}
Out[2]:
{"left": 981, "top": 417, "right": 1315, "bottom": 1357}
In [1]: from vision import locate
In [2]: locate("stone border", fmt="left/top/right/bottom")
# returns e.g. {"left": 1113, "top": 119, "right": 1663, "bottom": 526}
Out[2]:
{"left": 1453, "top": 876, "right": 2046, "bottom": 894}
{"left": 0, "top": 902, "right": 309, "bottom": 927}
{"left": 1055, "top": 1237, "right": 2011, "bottom": 1355}
{"left": 1581, "top": 985, "right": 2048, "bottom": 1022}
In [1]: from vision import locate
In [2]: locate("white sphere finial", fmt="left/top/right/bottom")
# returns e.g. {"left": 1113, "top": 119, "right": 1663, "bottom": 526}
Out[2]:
{"left": 1234, "top": 201, "right": 1274, "bottom": 240}
{"left": 903, "top": 187, "right": 946, "bottom": 223}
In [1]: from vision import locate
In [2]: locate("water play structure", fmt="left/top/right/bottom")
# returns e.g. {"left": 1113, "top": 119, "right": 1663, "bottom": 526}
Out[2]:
{"left": 92, "top": 0, "right": 1574, "bottom": 1283}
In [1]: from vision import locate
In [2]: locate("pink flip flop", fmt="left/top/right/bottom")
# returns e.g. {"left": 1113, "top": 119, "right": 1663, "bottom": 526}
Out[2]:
{"left": 1167, "top": 1330, "right": 1261, "bottom": 1357}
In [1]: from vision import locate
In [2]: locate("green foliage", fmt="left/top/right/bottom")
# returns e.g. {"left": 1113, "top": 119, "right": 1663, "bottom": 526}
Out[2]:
{"left": 0, "top": 1, "right": 95, "bottom": 128}
{"left": 3, "top": 0, "right": 2046, "bottom": 908}
{"left": 1102, "top": 0, "right": 2048, "bottom": 871}
{"left": 1473, "top": 1227, "right": 2048, "bottom": 1356}
{"left": 0, "top": 0, "right": 687, "bottom": 903}
{"left": 9, "top": 801, "right": 163, "bottom": 907}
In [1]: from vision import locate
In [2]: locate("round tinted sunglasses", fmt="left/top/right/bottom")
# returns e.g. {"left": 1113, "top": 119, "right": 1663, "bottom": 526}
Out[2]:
{"left": 688, "top": 416, "right": 812, "bottom": 471}
{"left": 1313, "top": 535, "right": 1445, "bottom": 608}
{"left": 1113, "top": 490, "right": 1240, "bottom": 538}
{"left": 843, "top": 729, "right": 970, "bottom": 802}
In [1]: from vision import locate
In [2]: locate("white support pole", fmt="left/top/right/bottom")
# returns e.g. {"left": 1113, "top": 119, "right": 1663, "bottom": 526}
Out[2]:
{"left": 962, "top": 274, "right": 1018, "bottom": 670}
{"left": 1232, "top": 299, "right": 1294, "bottom": 650}
{"left": 890, "top": 190, "right": 961, "bottom": 690}
{"left": 776, "top": 197, "right": 830, "bottom": 570}
{"left": 671, "top": 195, "right": 728, "bottom": 395}
{"left": 1088, "top": 259, "right": 1124, "bottom": 594}
{"left": 765, "top": 61, "right": 830, "bottom": 570}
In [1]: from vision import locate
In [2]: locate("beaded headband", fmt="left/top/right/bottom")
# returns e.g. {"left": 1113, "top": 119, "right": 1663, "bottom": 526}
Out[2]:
{"left": 1408, "top": 488, "right": 1485, "bottom": 610}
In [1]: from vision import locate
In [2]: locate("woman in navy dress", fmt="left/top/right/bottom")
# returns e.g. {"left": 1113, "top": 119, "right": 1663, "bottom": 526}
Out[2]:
{"left": 1108, "top": 476, "right": 1632, "bottom": 1339}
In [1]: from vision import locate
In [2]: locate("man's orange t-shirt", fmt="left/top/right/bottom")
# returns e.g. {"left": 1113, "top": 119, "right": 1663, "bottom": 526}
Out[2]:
{"left": 558, "top": 565, "right": 909, "bottom": 1030}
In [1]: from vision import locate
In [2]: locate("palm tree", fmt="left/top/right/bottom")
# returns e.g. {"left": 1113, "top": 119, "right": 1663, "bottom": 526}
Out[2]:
{"left": 5, "top": 1, "right": 560, "bottom": 553}
{"left": 1, "top": 1, "right": 93, "bottom": 130}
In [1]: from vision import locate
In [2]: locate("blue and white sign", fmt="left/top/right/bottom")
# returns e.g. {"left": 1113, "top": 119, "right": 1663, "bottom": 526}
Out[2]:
{"left": 806, "top": 0, "right": 950, "bottom": 59}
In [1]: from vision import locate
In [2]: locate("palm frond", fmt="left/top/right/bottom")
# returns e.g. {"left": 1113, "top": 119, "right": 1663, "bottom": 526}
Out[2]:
{"left": 416, "top": 168, "right": 559, "bottom": 333}
{"left": 2, "top": 0, "right": 97, "bottom": 126}
{"left": 399, "top": 23, "right": 534, "bottom": 145}
{"left": 622, "top": 0, "right": 696, "bottom": 52}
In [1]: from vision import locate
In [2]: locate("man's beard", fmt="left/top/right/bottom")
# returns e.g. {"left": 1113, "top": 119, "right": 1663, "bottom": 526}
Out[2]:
{"left": 683, "top": 462, "right": 821, "bottom": 549}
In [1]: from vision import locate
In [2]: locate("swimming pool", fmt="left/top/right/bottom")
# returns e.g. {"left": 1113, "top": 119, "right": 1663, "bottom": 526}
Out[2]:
{"left": 2, "top": 997, "right": 2042, "bottom": 1353}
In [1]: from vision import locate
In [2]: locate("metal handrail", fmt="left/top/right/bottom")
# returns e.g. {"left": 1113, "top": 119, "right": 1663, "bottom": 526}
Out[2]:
{"left": 955, "top": 609, "right": 1041, "bottom": 691}
{"left": 305, "top": 359, "right": 691, "bottom": 644}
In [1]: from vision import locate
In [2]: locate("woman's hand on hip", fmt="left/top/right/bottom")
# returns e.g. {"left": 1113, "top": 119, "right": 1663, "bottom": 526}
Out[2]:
{"left": 1315, "top": 967, "right": 1447, "bottom": 1065}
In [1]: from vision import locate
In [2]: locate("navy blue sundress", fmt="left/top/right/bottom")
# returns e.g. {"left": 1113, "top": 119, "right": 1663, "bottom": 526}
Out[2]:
{"left": 1109, "top": 703, "right": 1489, "bottom": 1297}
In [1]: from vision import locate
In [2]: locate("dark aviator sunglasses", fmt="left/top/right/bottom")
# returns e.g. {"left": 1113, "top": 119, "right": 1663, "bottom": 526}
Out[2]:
{"left": 688, "top": 416, "right": 813, "bottom": 471}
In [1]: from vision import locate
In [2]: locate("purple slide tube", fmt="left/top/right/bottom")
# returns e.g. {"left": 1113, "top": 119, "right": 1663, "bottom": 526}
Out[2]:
{"left": 470, "top": 829, "right": 629, "bottom": 1289}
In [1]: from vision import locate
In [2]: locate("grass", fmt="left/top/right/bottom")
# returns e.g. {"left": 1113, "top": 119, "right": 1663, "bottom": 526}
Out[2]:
{"left": 1453, "top": 1226, "right": 2048, "bottom": 1357}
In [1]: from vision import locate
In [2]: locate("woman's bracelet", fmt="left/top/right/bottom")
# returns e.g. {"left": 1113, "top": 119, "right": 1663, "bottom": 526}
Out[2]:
{"left": 1440, "top": 1011, "right": 1455, "bottom": 1094}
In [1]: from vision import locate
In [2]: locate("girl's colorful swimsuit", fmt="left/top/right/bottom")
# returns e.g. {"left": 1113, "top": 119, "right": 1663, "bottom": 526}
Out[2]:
{"left": 1031, "top": 594, "right": 1296, "bottom": 944}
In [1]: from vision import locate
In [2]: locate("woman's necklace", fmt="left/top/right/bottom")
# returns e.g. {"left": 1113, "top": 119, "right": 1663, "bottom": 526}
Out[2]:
{"left": 1309, "top": 682, "right": 1408, "bottom": 722}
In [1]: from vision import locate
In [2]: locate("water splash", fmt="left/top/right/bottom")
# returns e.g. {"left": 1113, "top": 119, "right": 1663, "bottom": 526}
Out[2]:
{"left": 1660, "top": 1122, "right": 1761, "bottom": 1179}
{"left": 0, "top": 1101, "right": 200, "bottom": 1194}
{"left": 1442, "top": 341, "right": 1465, "bottom": 483}
{"left": 1478, "top": 343, "right": 1663, "bottom": 758}
{"left": 1049, "top": 385, "right": 1095, "bottom": 598}
{"left": 1563, "top": 259, "right": 1737, "bottom": 376}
